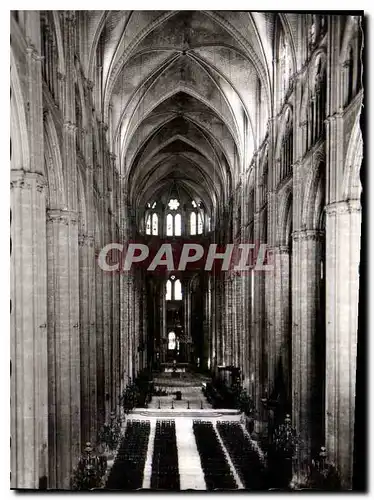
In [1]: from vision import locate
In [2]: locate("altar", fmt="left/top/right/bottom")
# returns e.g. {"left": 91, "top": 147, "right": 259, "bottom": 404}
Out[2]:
{"left": 164, "top": 367, "right": 186, "bottom": 373}
{"left": 161, "top": 362, "right": 189, "bottom": 374}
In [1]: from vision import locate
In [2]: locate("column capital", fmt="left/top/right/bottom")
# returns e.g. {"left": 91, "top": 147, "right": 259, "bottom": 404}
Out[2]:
{"left": 278, "top": 244, "right": 290, "bottom": 254}
{"left": 292, "top": 228, "right": 324, "bottom": 241}
{"left": 57, "top": 71, "right": 66, "bottom": 82}
{"left": 47, "top": 208, "right": 78, "bottom": 225}
{"left": 98, "top": 121, "right": 109, "bottom": 132}
{"left": 325, "top": 111, "right": 344, "bottom": 123}
{"left": 78, "top": 233, "right": 95, "bottom": 247}
{"left": 85, "top": 78, "right": 94, "bottom": 91}
{"left": 325, "top": 199, "right": 361, "bottom": 215}
{"left": 26, "top": 45, "right": 43, "bottom": 61}
{"left": 11, "top": 170, "right": 46, "bottom": 192}
{"left": 63, "top": 120, "right": 77, "bottom": 132}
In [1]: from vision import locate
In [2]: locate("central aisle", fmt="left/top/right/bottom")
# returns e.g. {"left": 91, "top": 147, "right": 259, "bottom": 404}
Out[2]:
{"left": 142, "top": 419, "right": 156, "bottom": 489}
{"left": 175, "top": 419, "right": 206, "bottom": 490}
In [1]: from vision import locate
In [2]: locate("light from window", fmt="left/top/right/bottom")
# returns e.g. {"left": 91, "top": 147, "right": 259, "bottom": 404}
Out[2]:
{"left": 146, "top": 215, "right": 151, "bottom": 234}
{"left": 190, "top": 212, "right": 196, "bottom": 235}
{"left": 152, "top": 213, "right": 158, "bottom": 235}
{"left": 167, "top": 214, "right": 173, "bottom": 235}
{"left": 207, "top": 216, "right": 211, "bottom": 231}
{"left": 175, "top": 214, "right": 181, "bottom": 236}
{"left": 168, "top": 199, "right": 180, "bottom": 210}
{"left": 192, "top": 200, "right": 197, "bottom": 208}
{"left": 197, "top": 213, "right": 203, "bottom": 234}
{"left": 166, "top": 280, "right": 172, "bottom": 300}
{"left": 168, "top": 331, "right": 176, "bottom": 350}
{"left": 152, "top": 202, "right": 157, "bottom": 209}
{"left": 281, "top": 36, "right": 290, "bottom": 96}
{"left": 174, "top": 279, "right": 182, "bottom": 300}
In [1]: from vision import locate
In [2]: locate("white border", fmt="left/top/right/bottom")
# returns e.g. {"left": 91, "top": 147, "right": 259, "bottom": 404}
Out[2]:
{"left": 2, "top": 4, "right": 372, "bottom": 498}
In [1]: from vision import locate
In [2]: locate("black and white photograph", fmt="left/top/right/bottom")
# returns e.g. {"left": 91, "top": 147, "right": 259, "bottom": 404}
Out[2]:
{"left": 9, "top": 9, "right": 366, "bottom": 492}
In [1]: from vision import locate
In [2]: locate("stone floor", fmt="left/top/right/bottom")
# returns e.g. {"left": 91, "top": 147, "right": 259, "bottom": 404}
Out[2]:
{"left": 153, "top": 371, "right": 211, "bottom": 387}
{"left": 148, "top": 386, "right": 212, "bottom": 410}
{"left": 175, "top": 419, "right": 207, "bottom": 490}
{"left": 150, "top": 372, "right": 212, "bottom": 410}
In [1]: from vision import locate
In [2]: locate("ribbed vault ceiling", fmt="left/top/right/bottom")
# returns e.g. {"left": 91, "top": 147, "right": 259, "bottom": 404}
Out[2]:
{"left": 84, "top": 11, "right": 297, "bottom": 222}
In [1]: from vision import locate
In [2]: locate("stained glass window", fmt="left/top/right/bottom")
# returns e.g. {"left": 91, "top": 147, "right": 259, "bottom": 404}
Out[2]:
{"left": 168, "top": 331, "right": 176, "bottom": 350}
{"left": 168, "top": 199, "right": 180, "bottom": 210}
{"left": 146, "top": 215, "right": 151, "bottom": 234}
{"left": 175, "top": 214, "right": 181, "bottom": 236}
{"left": 152, "top": 213, "right": 158, "bottom": 235}
{"left": 167, "top": 214, "right": 173, "bottom": 235}
{"left": 174, "top": 279, "right": 182, "bottom": 300}
{"left": 197, "top": 213, "right": 203, "bottom": 234}
{"left": 190, "top": 212, "right": 196, "bottom": 235}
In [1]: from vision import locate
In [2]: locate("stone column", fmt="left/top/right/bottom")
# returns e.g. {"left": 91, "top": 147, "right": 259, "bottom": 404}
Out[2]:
{"left": 271, "top": 245, "right": 292, "bottom": 405}
{"left": 182, "top": 278, "right": 191, "bottom": 363}
{"left": 210, "top": 277, "right": 217, "bottom": 371}
{"left": 325, "top": 200, "right": 361, "bottom": 488}
{"left": 102, "top": 210, "right": 112, "bottom": 421}
{"left": 265, "top": 243, "right": 276, "bottom": 397}
{"left": 202, "top": 275, "right": 211, "bottom": 369}
{"left": 78, "top": 234, "right": 97, "bottom": 445}
{"left": 223, "top": 277, "right": 232, "bottom": 365}
{"left": 216, "top": 279, "right": 224, "bottom": 367}
{"left": 47, "top": 209, "right": 81, "bottom": 489}
{"left": 241, "top": 269, "right": 251, "bottom": 391}
{"left": 113, "top": 228, "right": 121, "bottom": 409}
{"left": 87, "top": 235, "right": 98, "bottom": 441}
{"left": 161, "top": 282, "right": 166, "bottom": 364}
{"left": 235, "top": 276, "right": 243, "bottom": 369}
{"left": 95, "top": 236, "right": 105, "bottom": 429}
{"left": 134, "top": 279, "right": 140, "bottom": 376}
{"left": 120, "top": 272, "right": 129, "bottom": 390}
{"left": 127, "top": 275, "right": 134, "bottom": 381}
{"left": 79, "top": 233, "right": 90, "bottom": 446}
{"left": 292, "top": 229, "right": 324, "bottom": 473}
{"left": 253, "top": 214, "right": 266, "bottom": 415}
{"left": 10, "top": 171, "right": 48, "bottom": 489}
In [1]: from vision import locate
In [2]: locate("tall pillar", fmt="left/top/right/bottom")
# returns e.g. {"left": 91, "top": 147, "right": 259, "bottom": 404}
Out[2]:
{"left": 11, "top": 18, "right": 49, "bottom": 487}
{"left": 87, "top": 235, "right": 98, "bottom": 441}
{"left": 202, "top": 275, "right": 211, "bottom": 369}
{"left": 120, "top": 273, "right": 129, "bottom": 390}
{"left": 114, "top": 235, "right": 121, "bottom": 408}
{"left": 213, "top": 279, "right": 221, "bottom": 367}
{"left": 79, "top": 232, "right": 90, "bottom": 446}
{"left": 325, "top": 200, "right": 361, "bottom": 488}
{"left": 102, "top": 209, "right": 112, "bottom": 421}
{"left": 134, "top": 279, "right": 140, "bottom": 376}
{"left": 210, "top": 277, "right": 218, "bottom": 372}
{"left": 95, "top": 236, "right": 105, "bottom": 428}
{"left": 292, "top": 229, "right": 324, "bottom": 473}
{"left": 266, "top": 243, "right": 276, "bottom": 397}
{"left": 47, "top": 209, "right": 81, "bottom": 489}
{"left": 78, "top": 233, "right": 97, "bottom": 445}
{"left": 253, "top": 214, "right": 266, "bottom": 414}
{"left": 10, "top": 171, "right": 48, "bottom": 489}
{"left": 183, "top": 278, "right": 191, "bottom": 364}
{"left": 271, "top": 245, "right": 292, "bottom": 405}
